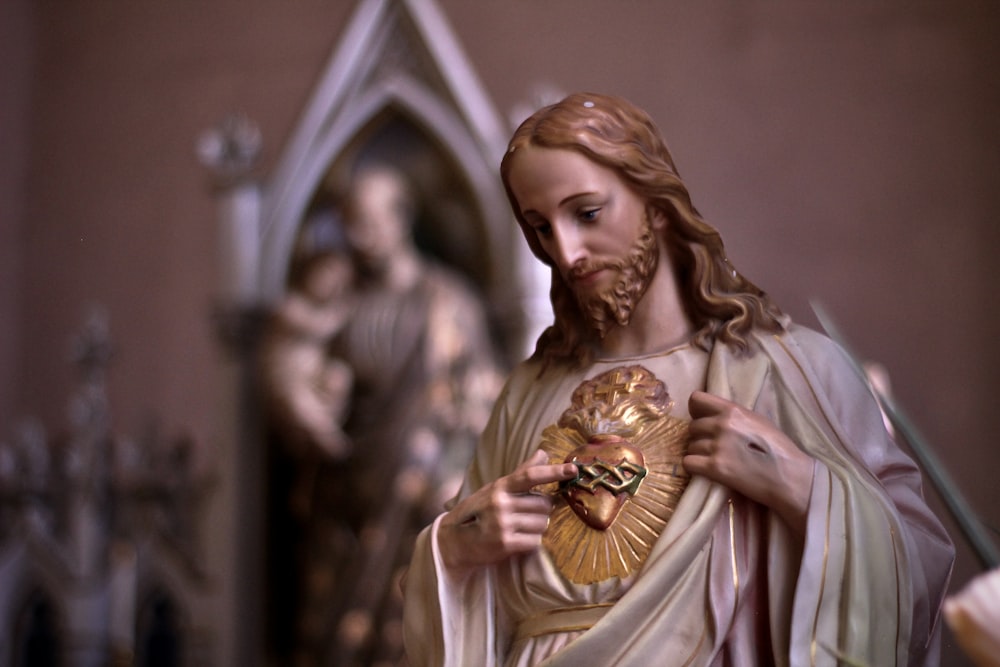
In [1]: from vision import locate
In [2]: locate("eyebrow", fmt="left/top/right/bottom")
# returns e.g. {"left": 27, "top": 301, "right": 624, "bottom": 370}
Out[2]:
{"left": 521, "top": 191, "right": 598, "bottom": 218}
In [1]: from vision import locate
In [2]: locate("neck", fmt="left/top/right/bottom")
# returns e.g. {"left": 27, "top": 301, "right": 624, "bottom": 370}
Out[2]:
{"left": 363, "top": 248, "right": 422, "bottom": 292}
{"left": 597, "top": 253, "right": 693, "bottom": 359}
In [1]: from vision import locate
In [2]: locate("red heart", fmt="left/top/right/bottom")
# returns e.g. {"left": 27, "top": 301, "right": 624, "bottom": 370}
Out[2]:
{"left": 562, "top": 434, "right": 645, "bottom": 531}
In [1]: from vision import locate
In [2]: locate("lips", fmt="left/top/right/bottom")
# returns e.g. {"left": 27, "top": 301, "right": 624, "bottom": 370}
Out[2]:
{"left": 569, "top": 262, "right": 615, "bottom": 287}
{"left": 573, "top": 268, "right": 606, "bottom": 285}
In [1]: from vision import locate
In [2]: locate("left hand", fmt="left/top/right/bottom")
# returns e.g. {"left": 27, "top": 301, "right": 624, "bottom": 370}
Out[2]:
{"left": 684, "top": 391, "right": 815, "bottom": 536}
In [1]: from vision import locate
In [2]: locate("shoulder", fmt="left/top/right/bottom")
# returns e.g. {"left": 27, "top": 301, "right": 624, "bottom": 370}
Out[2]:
{"left": 420, "top": 262, "right": 486, "bottom": 305}
{"left": 752, "top": 321, "right": 878, "bottom": 419}
{"left": 490, "top": 356, "right": 583, "bottom": 423}
{"left": 749, "top": 320, "right": 854, "bottom": 374}
{"left": 779, "top": 323, "right": 859, "bottom": 384}
{"left": 500, "top": 357, "right": 548, "bottom": 398}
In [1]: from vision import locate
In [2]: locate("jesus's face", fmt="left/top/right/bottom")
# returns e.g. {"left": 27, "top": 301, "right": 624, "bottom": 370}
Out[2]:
{"left": 506, "top": 145, "right": 659, "bottom": 337}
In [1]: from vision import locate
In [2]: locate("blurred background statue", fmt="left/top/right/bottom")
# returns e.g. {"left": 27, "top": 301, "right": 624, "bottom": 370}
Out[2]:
{"left": 259, "top": 164, "right": 504, "bottom": 667}
{"left": 259, "top": 252, "right": 355, "bottom": 461}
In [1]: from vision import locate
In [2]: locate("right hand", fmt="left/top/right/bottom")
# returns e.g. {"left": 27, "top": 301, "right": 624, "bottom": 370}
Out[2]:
{"left": 437, "top": 449, "right": 577, "bottom": 576}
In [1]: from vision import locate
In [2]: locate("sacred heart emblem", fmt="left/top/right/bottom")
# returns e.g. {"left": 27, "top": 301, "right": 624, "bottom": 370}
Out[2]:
{"left": 561, "top": 434, "right": 647, "bottom": 531}
{"left": 541, "top": 364, "right": 690, "bottom": 583}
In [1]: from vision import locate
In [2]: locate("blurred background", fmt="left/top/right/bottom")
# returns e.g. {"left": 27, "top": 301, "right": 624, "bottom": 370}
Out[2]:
{"left": 0, "top": 1, "right": 996, "bottom": 665}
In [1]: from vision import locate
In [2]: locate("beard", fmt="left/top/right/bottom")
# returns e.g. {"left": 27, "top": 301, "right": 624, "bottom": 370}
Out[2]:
{"left": 572, "top": 215, "right": 659, "bottom": 339}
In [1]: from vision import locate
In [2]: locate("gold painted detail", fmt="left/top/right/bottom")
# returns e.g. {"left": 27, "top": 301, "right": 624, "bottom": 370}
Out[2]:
{"left": 561, "top": 457, "right": 647, "bottom": 497}
{"left": 513, "top": 603, "right": 616, "bottom": 642}
{"left": 540, "top": 365, "right": 691, "bottom": 584}
{"left": 559, "top": 433, "right": 648, "bottom": 531}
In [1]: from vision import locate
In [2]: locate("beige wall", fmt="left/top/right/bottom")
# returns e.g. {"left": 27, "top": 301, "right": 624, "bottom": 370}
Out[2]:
{"left": 3, "top": 1, "right": 997, "bottom": 665}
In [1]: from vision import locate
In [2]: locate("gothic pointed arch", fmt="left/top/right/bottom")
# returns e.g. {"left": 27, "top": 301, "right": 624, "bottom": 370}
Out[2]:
{"left": 258, "top": 0, "right": 520, "bottom": 343}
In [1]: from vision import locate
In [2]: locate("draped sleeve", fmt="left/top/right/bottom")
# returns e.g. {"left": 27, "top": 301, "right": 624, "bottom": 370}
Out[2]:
{"left": 402, "top": 364, "right": 535, "bottom": 667}
{"left": 759, "top": 325, "right": 954, "bottom": 666}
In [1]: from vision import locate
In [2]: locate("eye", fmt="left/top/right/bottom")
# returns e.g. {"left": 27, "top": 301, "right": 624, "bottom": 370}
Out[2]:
{"left": 531, "top": 221, "right": 552, "bottom": 238}
{"left": 578, "top": 208, "right": 600, "bottom": 222}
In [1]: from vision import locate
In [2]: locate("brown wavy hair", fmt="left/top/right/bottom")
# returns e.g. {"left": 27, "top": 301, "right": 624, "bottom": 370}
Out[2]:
{"left": 500, "top": 92, "right": 784, "bottom": 367}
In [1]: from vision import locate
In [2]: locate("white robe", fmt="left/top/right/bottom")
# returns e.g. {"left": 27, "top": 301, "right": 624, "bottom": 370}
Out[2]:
{"left": 403, "top": 324, "right": 954, "bottom": 666}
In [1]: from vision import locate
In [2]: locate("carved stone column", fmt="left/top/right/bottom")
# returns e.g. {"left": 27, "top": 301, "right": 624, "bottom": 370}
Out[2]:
{"left": 197, "top": 113, "right": 268, "bottom": 667}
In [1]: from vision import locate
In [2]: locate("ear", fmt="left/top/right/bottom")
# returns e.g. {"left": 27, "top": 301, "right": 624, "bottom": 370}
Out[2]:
{"left": 648, "top": 206, "right": 669, "bottom": 231}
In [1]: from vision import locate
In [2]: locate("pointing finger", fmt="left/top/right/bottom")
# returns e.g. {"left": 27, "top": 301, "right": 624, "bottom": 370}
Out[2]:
{"left": 505, "top": 449, "right": 576, "bottom": 493}
{"left": 508, "top": 462, "right": 578, "bottom": 493}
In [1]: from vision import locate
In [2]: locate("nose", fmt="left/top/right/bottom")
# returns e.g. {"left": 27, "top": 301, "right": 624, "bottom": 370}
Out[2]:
{"left": 548, "top": 223, "right": 587, "bottom": 272}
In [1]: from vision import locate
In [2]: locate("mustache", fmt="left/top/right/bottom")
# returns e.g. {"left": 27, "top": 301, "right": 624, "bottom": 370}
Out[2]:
{"left": 568, "top": 259, "right": 624, "bottom": 281}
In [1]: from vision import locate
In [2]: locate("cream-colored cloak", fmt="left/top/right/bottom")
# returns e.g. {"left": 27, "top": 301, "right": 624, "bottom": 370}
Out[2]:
{"left": 403, "top": 325, "right": 954, "bottom": 666}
